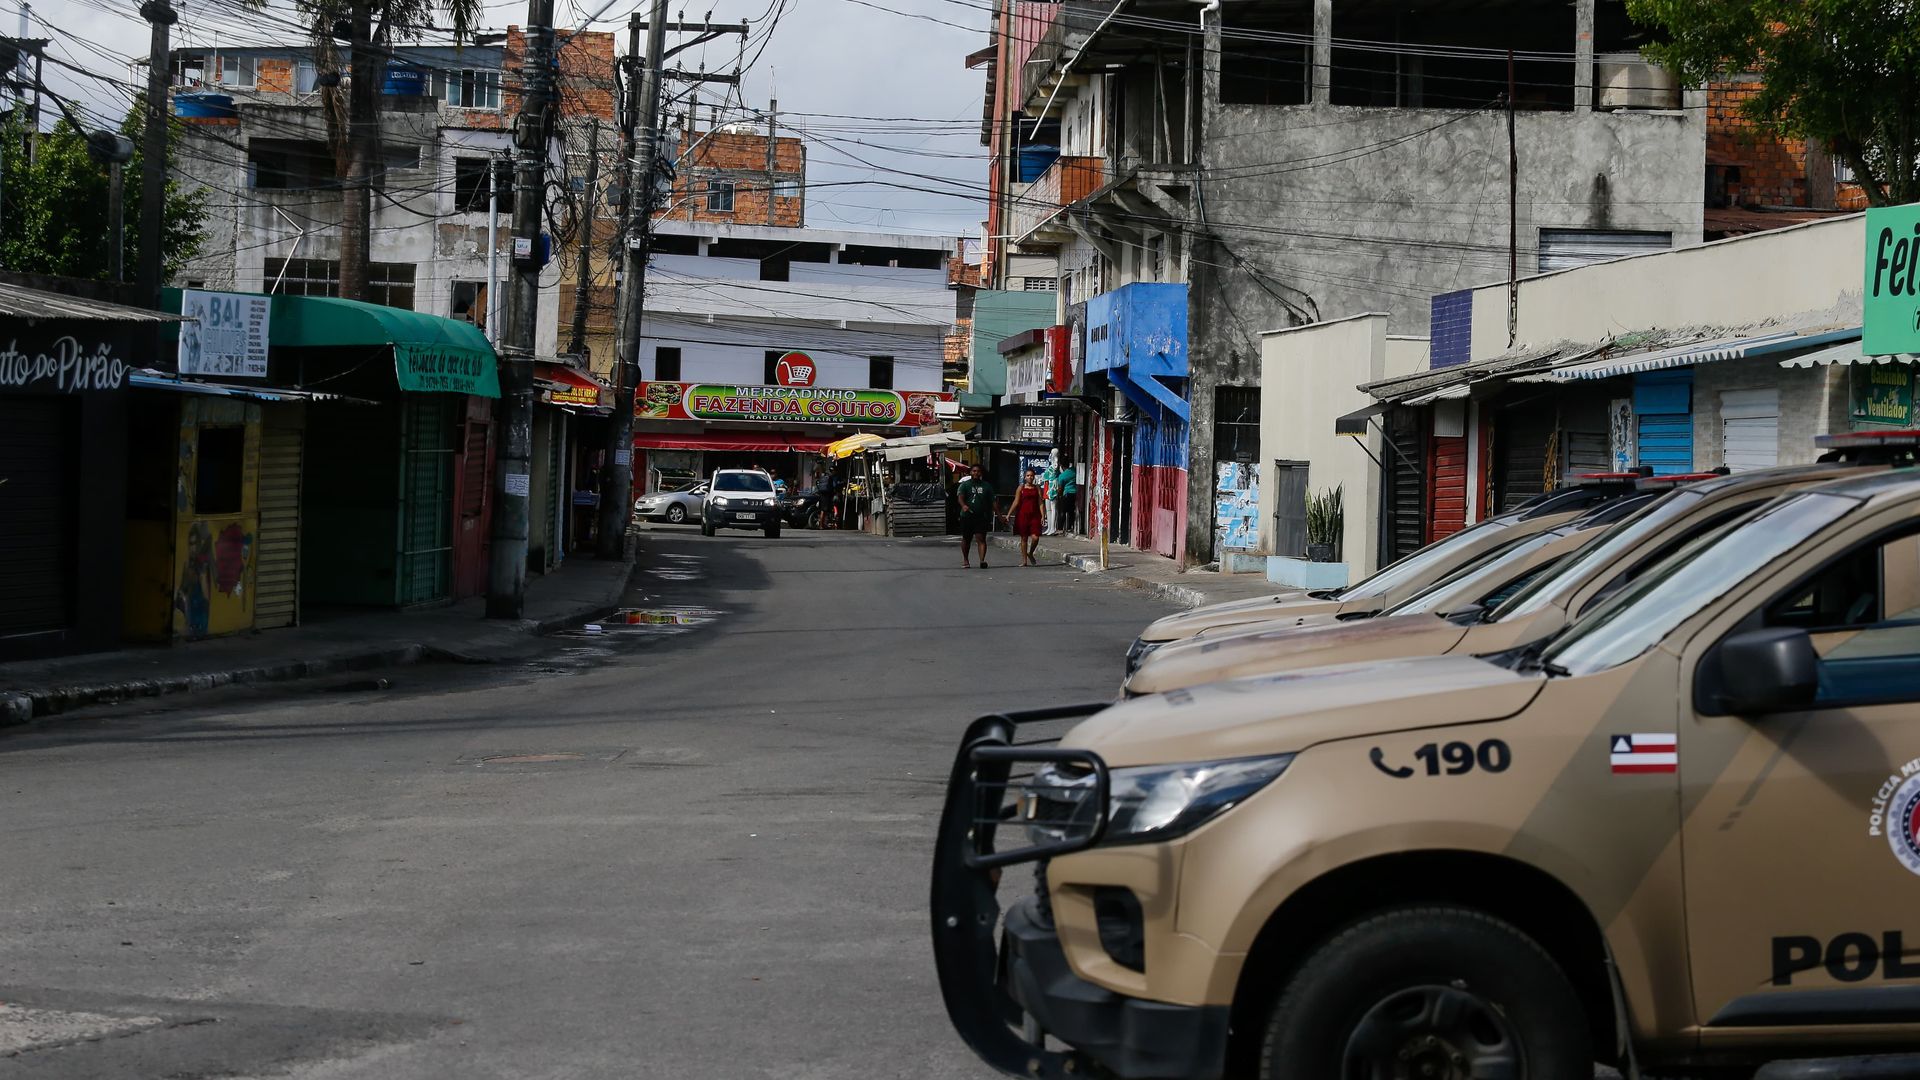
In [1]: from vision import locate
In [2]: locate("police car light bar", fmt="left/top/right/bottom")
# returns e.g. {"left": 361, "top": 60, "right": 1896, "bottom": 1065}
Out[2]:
{"left": 1637, "top": 469, "right": 1730, "bottom": 490}
{"left": 1815, "top": 429, "right": 1920, "bottom": 449}
{"left": 1570, "top": 467, "right": 1655, "bottom": 486}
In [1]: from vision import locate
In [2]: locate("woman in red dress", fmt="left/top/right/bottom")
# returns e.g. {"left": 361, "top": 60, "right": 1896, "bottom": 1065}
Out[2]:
{"left": 1010, "top": 468, "right": 1045, "bottom": 565}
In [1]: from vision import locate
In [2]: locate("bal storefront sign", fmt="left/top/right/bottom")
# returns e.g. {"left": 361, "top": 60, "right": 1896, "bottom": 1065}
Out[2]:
{"left": 637, "top": 381, "right": 949, "bottom": 427}
{"left": 1865, "top": 205, "right": 1920, "bottom": 355}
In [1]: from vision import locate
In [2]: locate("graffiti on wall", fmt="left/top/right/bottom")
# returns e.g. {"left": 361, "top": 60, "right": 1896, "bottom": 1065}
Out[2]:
{"left": 1215, "top": 462, "right": 1260, "bottom": 551}
{"left": 173, "top": 520, "right": 253, "bottom": 639}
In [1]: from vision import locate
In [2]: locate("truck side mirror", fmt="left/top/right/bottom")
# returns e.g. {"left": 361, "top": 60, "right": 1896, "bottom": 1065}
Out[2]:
{"left": 1698, "top": 627, "right": 1820, "bottom": 716}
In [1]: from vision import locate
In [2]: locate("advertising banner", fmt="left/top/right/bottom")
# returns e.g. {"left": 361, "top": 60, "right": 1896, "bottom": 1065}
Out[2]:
{"left": 180, "top": 289, "right": 270, "bottom": 378}
{"left": 636, "top": 381, "right": 950, "bottom": 427}
{"left": 1851, "top": 363, "right": 1920, "bottom": 427}
{"left": 394, "top": 342, "right": 501, "bottom": 398}
{"left": 1866, "top": 205, "right": 1920, "bottom": 355}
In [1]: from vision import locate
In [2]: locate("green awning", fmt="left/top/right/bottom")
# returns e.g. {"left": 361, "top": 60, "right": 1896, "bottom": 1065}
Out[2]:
{"left": 161, "top": 288, "right": 500, "bottom": 398}
{"left": 269, "top": 295, "right": 499, "bottom": 398}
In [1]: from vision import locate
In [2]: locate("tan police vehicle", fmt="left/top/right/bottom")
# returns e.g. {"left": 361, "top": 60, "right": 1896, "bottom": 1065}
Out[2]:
{"left": 1123, "top": 478, "right": 1645, "bottom": 676}
{"left": 1127, "top": 461, "right": 1885, "bottom": 698}
{"left": 933, "top": 445, "right": 1920, "bottom": 1080}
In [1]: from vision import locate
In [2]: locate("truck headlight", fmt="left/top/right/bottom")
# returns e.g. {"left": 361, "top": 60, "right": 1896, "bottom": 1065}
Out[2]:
{"left": 1106, "top": 755, "right": 1293, "bottom": 843}
{"left": 1124, "top": 637, "right": 1162, "bottom": 675}
{"left": 1026, "top": 755, "right": 1292, "bottom": 850}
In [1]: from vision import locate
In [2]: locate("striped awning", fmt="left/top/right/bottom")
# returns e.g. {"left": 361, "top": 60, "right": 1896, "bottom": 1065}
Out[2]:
{"left": 1778, "top": 340, "right": 1920, "bottom": 368}
{"left": 1535, "top": 328, "right": 1860, "bottom": 382}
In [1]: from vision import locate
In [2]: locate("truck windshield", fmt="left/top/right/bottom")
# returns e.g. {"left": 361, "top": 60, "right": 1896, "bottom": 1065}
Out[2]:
{"left": 1381, "top": 531, "right": 1563, "bottom": 616}
{"left": 1490, "top": 491, "right": 1704, "bottom": 620}
{"left": 1335, "top": 516, "right": 1511, "bottom": 601}
{"left": 1539, "top": 492, "right": 1857, "bottom": 677}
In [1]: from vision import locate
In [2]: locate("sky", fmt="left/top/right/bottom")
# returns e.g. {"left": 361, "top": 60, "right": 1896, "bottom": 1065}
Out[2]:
{"left": 21, "top": 0, "right": 990, "bottom": 237}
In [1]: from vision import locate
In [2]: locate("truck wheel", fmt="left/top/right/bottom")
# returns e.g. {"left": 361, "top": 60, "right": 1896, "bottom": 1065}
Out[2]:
{"left": 1260, "top": 906, "right": 1590, "bottom": 1080}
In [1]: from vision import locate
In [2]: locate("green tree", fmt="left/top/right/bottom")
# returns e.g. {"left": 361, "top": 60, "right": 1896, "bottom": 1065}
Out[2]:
{"left": 294, "top": 0, "right": 481, "bottom": 300}
{"left": 0, "top": 110, "right": 208, "bottom": 281}
{"left": 1626, "top": 0, "right": 1920, "bottom": 207}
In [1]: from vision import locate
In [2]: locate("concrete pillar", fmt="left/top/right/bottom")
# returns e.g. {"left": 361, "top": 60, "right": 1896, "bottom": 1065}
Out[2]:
{"left": 1574, "top": 0, "right": 1595, "bottom": 111}
{"left": 1312, "top": 0, "right": 1332, "bottom": 105}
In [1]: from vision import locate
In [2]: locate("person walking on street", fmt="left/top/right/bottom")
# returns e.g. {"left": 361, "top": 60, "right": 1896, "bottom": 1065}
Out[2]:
{"left": 957, "top": 463, "right": 994, "bottom": 568}
{"left": 1010, "top": 468, "right": 1045, "bottom": 565}
{"left": 1043, "top": 456, "right": 1078, "bottom": 536}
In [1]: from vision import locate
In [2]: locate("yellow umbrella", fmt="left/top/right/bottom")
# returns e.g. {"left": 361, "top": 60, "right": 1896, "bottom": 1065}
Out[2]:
{"left": 825, "top": 433, "right": 884, "bottom": 459}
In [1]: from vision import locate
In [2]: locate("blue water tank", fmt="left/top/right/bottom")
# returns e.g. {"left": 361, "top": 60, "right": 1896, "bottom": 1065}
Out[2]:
{"left": 173, "top": 92, "right": 237, "bottom": 120}
{"left": 1017, "top": 144, "right": 1060, "bottom": 183}
{"left": 382, "top": 65, "right": 427, "bottom": 96}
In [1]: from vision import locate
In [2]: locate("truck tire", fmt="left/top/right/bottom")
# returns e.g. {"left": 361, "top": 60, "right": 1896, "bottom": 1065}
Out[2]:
{"left": 701, "top": 518, "right": 716, "bottom": 537}
{"left": 1260, "top": 906, "right": 1591, "bottom": 1080}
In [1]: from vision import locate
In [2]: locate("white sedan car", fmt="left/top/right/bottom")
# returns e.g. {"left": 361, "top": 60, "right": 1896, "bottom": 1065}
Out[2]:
{"left": 634, "top": 483, "right": 708, "bottom": 525}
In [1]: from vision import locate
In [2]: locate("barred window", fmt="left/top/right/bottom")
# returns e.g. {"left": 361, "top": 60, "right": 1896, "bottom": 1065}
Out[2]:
{"left": 266, "top": 257, "right": 417, "bottom": 311}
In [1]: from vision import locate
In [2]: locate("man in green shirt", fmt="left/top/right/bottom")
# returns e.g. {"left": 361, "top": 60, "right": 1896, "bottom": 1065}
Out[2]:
{"left": 956, "top": 463, "right": 994, "bottom": 568}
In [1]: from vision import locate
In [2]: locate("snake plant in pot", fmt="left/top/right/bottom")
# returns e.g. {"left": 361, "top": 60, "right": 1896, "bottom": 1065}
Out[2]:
{"left": 1305, "top": 485, "right": 1343, "bottom": 563}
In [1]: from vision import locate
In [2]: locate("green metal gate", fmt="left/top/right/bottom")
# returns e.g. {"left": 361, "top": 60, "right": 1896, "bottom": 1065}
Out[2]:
{"left": 398, "top": 397, "right": 454, "bottom": 605}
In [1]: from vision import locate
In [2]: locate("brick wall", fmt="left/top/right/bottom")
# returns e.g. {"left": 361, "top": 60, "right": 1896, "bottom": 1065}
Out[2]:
{"left": 1708, "top": 80, "right": 1868, "bottom": 211}
{"left": 662, "top": 129, "right": 805, "bottom": 226}
{"left": 257, "top": 57, "right": 294, "bottom": 94}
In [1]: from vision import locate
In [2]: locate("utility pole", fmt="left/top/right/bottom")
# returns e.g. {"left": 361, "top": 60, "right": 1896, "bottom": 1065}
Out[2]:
{"left": 108, "top": 160, "right": 124, "bottom": 281}
{"left": 487, "top": 0, "right": 556, "bottom": 619}
{"left": 595, "top": 4, "right": 665, "bottom": 558}
{"left": 565, "top": 117, "right": 600, "bottom": 358}
{"left": 1506, "top": 47, "right": 1518, "bottom": 348}
{"left": 340, "top": 1, "right": 375, "bottom": 301}
{"left": 137, "top": 0, "right": 174, "bottom": 310}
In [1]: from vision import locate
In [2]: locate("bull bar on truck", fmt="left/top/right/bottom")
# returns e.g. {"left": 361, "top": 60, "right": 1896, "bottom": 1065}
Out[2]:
{"left": 929, "top": 702, "right": 1235, "bottom": 1080}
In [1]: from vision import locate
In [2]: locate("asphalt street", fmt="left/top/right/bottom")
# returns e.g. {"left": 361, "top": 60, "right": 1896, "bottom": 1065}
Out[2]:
{"left": 0, "top": 528, "right": 1170, "bottom": 1079}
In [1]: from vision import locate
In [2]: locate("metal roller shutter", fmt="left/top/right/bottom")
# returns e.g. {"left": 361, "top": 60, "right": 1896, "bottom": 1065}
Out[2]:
{"left": 1721, "top": 388, "right": 1779, "bottom": 472}
{"left": 254, "top": 409, "right": 304, "bottom": 629}
{"left": 0, "top": 398, "right": 76, "bottom": 644}
{"left": 1495, "top": 407, "right": 1554, "bottom": 513}
{"left": 1634, "top": 370, "right": 1694, "bottom": 475}
{"left": 1384, "top": 407, "right": 1425, "bottom": 564}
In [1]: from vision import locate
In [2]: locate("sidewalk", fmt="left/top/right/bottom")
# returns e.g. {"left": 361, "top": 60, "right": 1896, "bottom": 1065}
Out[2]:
{"left": 989, "top": 532, "right": 1278, "bottom": 608}
{"left": 0, "top": 556, "right": 636, "bottom": 726}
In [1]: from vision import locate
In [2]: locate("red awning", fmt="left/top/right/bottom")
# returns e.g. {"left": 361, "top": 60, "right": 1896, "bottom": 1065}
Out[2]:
{"left": 633, "top": 431, "right": 834, "bottom": 453}
{"left": 533, "top": 363, "right": 608, "bottom": 393}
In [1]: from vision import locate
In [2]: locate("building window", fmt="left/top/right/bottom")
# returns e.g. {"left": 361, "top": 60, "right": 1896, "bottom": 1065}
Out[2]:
{"left": 249, "top": 139, "right": 332, "bottom": 190}
{"left": 294, "top": 59, "right": 319, "bottom": 93}
{"left": 869, "top": 356, "right": 894, "bottom": 390}
{"left": 655, "top": 346, "right": 682, "bottom": 382}
{"left": 773, "top": 179, "right": 801, "bottom": 198}
{"left": 763, "top": 350, "right": 782, "bottom": 384}
{"left": 221, "top": 54, "right": 256, "bottom": 88}
{"left": 432, "top": 69, "right": 502, "bottom": 110}
{"left": 266, "top": 257, "right": 417, "bottom": 310}
{"left": 451, "top": 280, "right": 486, "bottom": 331}
{"left": 173, "top": 53, "right": 207, "bottom": 87}
{"left": 707, "top": 179, "right": 736, "bottom": 213}
{"left": 1023, "top": 276, "right": 1056, "bottom": 291}
{"left": 195, "top": 427, "right": 247, "bottom": 514}
{"left": 454, "top": 157, "right": 498, "bottom": 212}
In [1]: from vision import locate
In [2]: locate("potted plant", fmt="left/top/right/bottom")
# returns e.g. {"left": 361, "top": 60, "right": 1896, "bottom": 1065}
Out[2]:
{"left": 1305, "top": 485, "right": 1343, "bottom": 563}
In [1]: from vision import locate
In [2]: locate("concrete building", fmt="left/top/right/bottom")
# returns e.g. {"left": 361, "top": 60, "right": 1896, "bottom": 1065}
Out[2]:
{"left": 626, "top": 219, "right": 958, "bottom": 491}
{"left": 1314, "top": 214, "right": 1875, "bottom": 567}
{"left": 975, "top": 0, "right": 1712, "bottom": 565}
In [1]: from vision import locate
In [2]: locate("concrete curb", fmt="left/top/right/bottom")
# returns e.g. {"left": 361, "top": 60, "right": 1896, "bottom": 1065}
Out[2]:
{"left": 0, "top": 558, "right": 642, "bottom": 727}
{"left": 989, "top": 535, "right": 1220, "bottom": 609}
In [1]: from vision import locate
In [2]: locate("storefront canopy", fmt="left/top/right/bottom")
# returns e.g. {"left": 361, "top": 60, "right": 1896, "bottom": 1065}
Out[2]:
{"left": 1532, "top": 327, "right": 1859, "bottom": 382}
{"left": 269, "top": 296, "right": 500, "bottom": 398}
{"left": 634, "top": 431, "right": 832, "bottom": 453}
{"left": 878, "top": 431, "right": 967, "bottom": 461}
{"left": 1779, "top": 339, "right": 1918, "bottom": 368}
{"left": 129, "top": 368, "right": 372, "bottom": 404}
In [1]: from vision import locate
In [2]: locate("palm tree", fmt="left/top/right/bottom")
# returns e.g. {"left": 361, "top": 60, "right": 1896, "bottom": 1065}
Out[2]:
{"left": 298, "top": 0, "right": 480, "bottom": 300}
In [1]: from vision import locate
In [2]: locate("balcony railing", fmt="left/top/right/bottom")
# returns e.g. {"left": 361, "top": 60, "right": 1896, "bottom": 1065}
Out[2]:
{"left": 1011, "top": 155, "right": 1104, "bottom": 242}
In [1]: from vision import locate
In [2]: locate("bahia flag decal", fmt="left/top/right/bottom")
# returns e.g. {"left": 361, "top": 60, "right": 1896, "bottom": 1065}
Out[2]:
{"left": 1610, "top": 733, "right": 1678, "bottom": 774}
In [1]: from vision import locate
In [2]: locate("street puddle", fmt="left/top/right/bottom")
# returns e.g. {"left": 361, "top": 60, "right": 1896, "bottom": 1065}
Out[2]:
{"left": 645, "top": 553, "right": 708, "bottom": 582}
{"left": 575, "top": 606, "right": 722, "bottom": 634}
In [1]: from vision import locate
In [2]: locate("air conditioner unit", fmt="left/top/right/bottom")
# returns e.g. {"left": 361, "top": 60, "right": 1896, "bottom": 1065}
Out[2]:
{"left": 1596, "top": 54, "right": 1681, "bottom": 110}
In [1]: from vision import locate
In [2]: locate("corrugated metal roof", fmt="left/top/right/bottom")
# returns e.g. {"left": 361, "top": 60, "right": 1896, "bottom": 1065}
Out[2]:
{"left": 1359, "top": 345, "right": 1564, "bottom": 401}
{"left": 1528, "top": 327, "right": 1858, "bottom": 382}
{"left": 0, "top": 281, "right": 186, "bottom": 322}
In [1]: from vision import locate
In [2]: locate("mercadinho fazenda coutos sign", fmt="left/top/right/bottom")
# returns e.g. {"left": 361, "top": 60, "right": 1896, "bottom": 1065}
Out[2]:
{"left": 637, "top": 381, "right": 950, "bottom": 427}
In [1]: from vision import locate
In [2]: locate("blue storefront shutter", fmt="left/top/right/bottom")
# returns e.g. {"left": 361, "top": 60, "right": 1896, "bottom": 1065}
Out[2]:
{"left": 1633, "top": 369, "right": 1694, "bottom": 475}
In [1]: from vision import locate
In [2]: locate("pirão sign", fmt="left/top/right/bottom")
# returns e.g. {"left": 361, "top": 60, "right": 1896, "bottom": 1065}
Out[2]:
{"left": 1864, "top": 205, "right": 1920, "bottom": 355}
{"left": 637, "top": 381, "right": 949, "bottom": 427}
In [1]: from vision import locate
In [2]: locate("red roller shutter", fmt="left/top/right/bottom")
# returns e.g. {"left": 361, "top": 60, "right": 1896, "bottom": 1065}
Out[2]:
{"left": 1427, "top": 435, "right": 1467, "bottom": 543}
